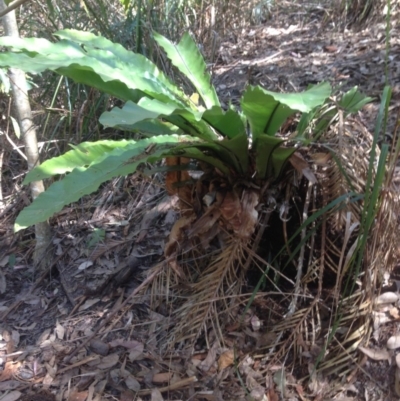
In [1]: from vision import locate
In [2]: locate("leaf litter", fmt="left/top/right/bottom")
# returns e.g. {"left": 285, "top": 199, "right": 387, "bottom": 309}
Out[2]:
{"left": 1, "top": 4, "right": 400, "bottom": 401}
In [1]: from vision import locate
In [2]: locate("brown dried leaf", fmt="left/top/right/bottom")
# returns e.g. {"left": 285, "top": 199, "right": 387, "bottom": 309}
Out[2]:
{"left": 0, "top": 381, "right": 20, "bottom": 391}
{"left": 120, "top": 390, "right": 135, "bottom": 401}
{"left": 375, "top": 292, "right": 399, "bottom": 304}
{"left": 89, "top": 339, "right": 109, "bottom": 356}
{"left": 219, "top": 190, "right": 241, "bottom": 221}
{"left": 152, "top": 372, "right": 173, "bottom": 383}
{"left": 396, "top": 366, "right": 400, "bottom": 396}
{"left": 109, "top": 339, "right": 144, "bottom": 361}
{"left": 289, "top": 152, "right": 317, "bottom": 183}
{"left": 0, "top": 361, "right": 21, "bottom": 382}
{"left": 387, "top": 335, "right": 400, "bottom": 350}
{"left": 0, "top": 256, "right": 8, "bottom": 267}
{"left": 311, "top": 152, "right": 331, "bottom": 166}
{"left": 55, "top": 320, "right": 65, "bottom": 340}
{"left": 187, "top": 206, "right": 221, "bottom": 238}
{"left": 164, "top": 215, "right": 196, "bottom": 257}
{"left": 42, "top": 371, "right": 55, "bottom": 386}
{"left": 218, "top": 350, "right": 234, "bottom": 371}
{"left": 324, "top": 45, "right": 338, "bottom": 53}
{"left": 200, "top": 342, "right": 219, "bottom": 372}
{"left": 358, "top": 346, "right": 390, "bottom": 361}
{"left": 236, "top": 189, "right": 259, "bottom": 238}
{"left": 390, "top": 307, "right": 400, "bottom": 319}
{"left": 77, "top": 261, "right": 93, "bottom": 270}
{"left": 165, "top": 156, "right": 180, "bottom": 196}
{"left": 68, "top": 390, "right": 88, "bottom": 401}
{"left": 78, "top": 298, "right": 100, "bottom": 311}
{"left": 151, "top": 388, "right": 164, "bottom": 401}
{"left": 251, "top": 314, "right": 261, "bottom": 332}
{"left": 268, "top": 387, "right": 279, "bottom": 401}
{"left": 97, "top": 353, "right": 120, "bottom": 369}
{"left": 0, "top": 271, "right": 6, "bottom": 294}
{"left": 124, "top": 374, "right": 141, "bottom": 391}
{"left": 0, "top": 391, "right": 21, "bottom": 401}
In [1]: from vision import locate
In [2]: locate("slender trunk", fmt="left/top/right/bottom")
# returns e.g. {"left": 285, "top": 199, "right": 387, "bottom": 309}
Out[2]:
{"left": 0, "top": 0, "right": 52, "bottom": 270}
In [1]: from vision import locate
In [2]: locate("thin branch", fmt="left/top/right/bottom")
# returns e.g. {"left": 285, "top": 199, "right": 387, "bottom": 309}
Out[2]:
{"left": 0, "top": 0, "right": 32, "bottom": 18}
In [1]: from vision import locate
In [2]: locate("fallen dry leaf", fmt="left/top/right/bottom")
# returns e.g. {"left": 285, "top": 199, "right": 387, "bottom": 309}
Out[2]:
{"left": 200, "top": 342, "right": 219, "bottom": 372}
{"left": 289, "top": 152, "right": 317, "bottom": 183}
{"left": 390, "top": 307, "right": 400, "bottom": 319}
{"left": 77, "top": 261, "right": 93, "bottom": 270}
{"left": 151, "top": 388, "right": 164, "bottom": 401}
{"left": 358, "top": 346, "right": 390, "bottom": 361}
{"left": 124, "top": 374, "right": 141, "bottom": 391}
{"left": 89, "top": 339, "right": 109, "bottom": 356}
{"left": 55, "top": 320, "right": 65, "bottom": 340}
{"left": 68, "top": 390, "right": 88, "bottom": 401}
{"left": 218, "top": 350, "right": 234, "bottom": 371}
{"left": 324, "top": 45, "right": 338, "bottom": 53}
{"left": 78, "top": 298, "right": 100, "bottom": 311}
{"left": 0, "top": 381, "right": 20, "bottom": 391}
{"left": 268, "top": 387, "right": 279, "bottom": 401}
{"left": 0, "top": 270, "right": 6, "bottom": 294}
{"left": 396, "top": 365, "right": 400, "bottom": 397}
{"left": 387, "top": 335, "right": 400, "bottom": 350}
{"left": 97, "top": 353, "right": 120, "bottom": 369}
{"left": 0, "top": 361, "right": 21, "bottom": 382}
{"left": 120, "top": 390, "right": 135, "bottom": 401}
{"left": 251, "top": 315, "right": 261, "bottom": 332}
{"left": 375, "top": 292, "right": 399, "bottom": 304}
{"left": 0, "top": 391, "right": 21, "bottom": 401}
{"left": 152, "top": 372, "right": 173, "bottom": 383}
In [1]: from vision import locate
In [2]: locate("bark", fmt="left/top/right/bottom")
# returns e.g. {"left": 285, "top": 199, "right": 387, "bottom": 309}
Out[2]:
{"left": 0, "top": 0, "right": 53, "bottom": 270}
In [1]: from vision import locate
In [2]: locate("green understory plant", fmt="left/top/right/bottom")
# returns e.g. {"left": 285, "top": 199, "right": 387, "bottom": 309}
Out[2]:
{"left": 1, "top": 28, "right": 391, "bottom": 375}
{"left": 0, "top": 29, "right": 367, "bottom": 232}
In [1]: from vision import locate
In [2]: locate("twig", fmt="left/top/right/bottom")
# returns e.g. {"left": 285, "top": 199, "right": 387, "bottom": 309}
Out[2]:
{"left": 0, "top": 0, "right": 32, "bottom": 18}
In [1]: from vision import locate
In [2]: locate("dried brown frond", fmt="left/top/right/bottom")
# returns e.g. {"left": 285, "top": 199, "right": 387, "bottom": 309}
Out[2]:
{"left": 166, "top": 238, "right": 250, "bottom": 347}
{"left": 261, "top": 115, "right": 400, "bottom": 379}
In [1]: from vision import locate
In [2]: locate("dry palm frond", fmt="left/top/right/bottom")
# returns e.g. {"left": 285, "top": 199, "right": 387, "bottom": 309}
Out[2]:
{"left": 249, "top": 110, "right": 399, "bottom": 381}
{"left": 167, "top": 237, "right": 250, "bottom": 347}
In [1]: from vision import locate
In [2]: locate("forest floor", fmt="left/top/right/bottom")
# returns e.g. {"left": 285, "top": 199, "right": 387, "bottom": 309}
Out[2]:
{"left": 1, "top": 5, "right": 400, "bottom": 401}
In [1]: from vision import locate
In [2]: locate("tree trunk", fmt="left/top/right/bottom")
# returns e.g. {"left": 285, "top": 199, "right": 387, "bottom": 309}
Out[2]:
{"left": 0, "top": 0, "right": 53, "bottom": 271}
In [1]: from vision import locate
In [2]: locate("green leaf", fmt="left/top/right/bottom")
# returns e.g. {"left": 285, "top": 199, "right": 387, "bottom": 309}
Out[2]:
{"left": 165, "top": 145, "right": 231, "bottom": 175}
{"left": 0, "top": 31, "right": 188, "bottom": 106}
{"left": 154, "top": 32, "right": 220, "bottom": 109}
{"left": 116, "top": 119, "right": 181, "bottom": 137}
{"left": 119, "top": 0, "right": 131, "bottom": 11}
{"left": 15, "top": 135, "right": 192, "bottom": 231}
{"left": 241, "top": 86, "right": 294, "bottom": 138}
{"left": 241, "top": 83, "right": 331, "bottom": 139}
{"left": 56, "top": 30, "right": 189, "bottom": 104}
{"left": 268, "top": 82, "right": 331, "bottom": 112}
{"left": 100, "top": 99, "right": 218, "bottom": 141}
{"left": 254, "top": 135, "right": 284, "bottom": 179}
{"left": 296, "top": 87, "right": 371, "bottom": 140}
{"left": 23, "top": 140, "right": 136, "bottom": 183}
{"left": 270, "top": 147, "right": 296, "bottom": 178}
{"left": 217, "top": 133, "right": 249, "bottom": 174}
{"left": 339, "top": 86, "right": 373, "bottom": 113}
{"left": 191, "top": 136, "right": 248, "bottom": 175}
{"left": 202, "top": 106, "right": 246, "bottom": 139}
